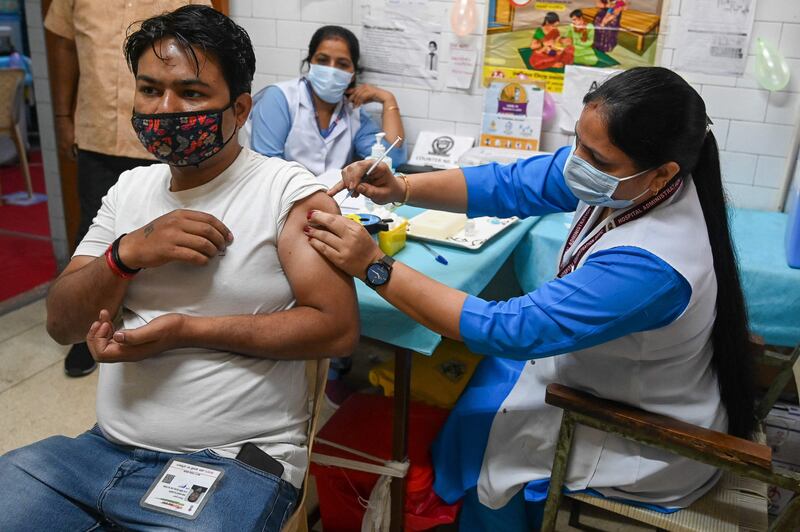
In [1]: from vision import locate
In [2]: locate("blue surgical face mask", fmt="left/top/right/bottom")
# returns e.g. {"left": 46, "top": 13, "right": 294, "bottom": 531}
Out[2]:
{"left": 306, "top": 63, "right": 353, "bottom": 104}
{"left": 563, "top": 141, "right": 652, "bottom": 209}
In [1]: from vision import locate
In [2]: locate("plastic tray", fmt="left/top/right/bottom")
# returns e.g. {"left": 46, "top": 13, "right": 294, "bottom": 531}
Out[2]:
{"left": 406, "top": 211, "right": 519, "bottom": 250}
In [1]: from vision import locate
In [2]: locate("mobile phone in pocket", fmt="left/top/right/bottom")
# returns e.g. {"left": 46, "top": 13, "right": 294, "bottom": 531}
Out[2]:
{"left": 235, "top": 442, "right": 284, "bottom": 479}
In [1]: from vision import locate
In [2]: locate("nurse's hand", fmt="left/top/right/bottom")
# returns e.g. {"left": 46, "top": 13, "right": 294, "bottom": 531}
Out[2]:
{"left": 328, "top": 159, "right": 407, "bottom": 205}
{"left": 346, "top": 84, "right": 395, "bottom": 108}
{"left": 304, "top": 210, "right": 383, "bottom": 280}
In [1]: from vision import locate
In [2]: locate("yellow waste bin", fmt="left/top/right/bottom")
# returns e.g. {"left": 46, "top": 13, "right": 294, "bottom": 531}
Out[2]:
{"left": 369, "top": 339, "right": 483, "bottom": 409}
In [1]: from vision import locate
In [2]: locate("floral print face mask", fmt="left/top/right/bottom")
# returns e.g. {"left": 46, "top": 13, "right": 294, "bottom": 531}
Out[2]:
{"left": 131, "top": 103, "right": 235, "bottom": 166}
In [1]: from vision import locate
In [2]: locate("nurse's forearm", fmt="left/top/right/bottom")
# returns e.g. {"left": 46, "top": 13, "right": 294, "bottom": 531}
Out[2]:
{"left": 381, "top": 96, "right": 405, "bottom": 146}
{"left": 372, "top": 262, "right": 467, "bottom": 341}
{"left": 403, "top": 169, "right": 469, "bottom": 213}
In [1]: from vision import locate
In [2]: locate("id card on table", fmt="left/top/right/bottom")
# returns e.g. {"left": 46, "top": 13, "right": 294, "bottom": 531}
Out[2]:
{"left": 140, "top": 458, "right": 224, "bottom": 520}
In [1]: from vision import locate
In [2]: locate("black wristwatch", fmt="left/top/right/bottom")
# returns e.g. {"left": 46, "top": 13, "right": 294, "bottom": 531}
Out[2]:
{"left": 364, "top": 255, "right": 395, "bottom": 290}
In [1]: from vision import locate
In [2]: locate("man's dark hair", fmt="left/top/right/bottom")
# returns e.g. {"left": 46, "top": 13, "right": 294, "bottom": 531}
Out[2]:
{"left": 570, "top": 9, "right": 583, "bottom": 18}
{"left": 124, "top": 5, "right": 256, "bottom": 100}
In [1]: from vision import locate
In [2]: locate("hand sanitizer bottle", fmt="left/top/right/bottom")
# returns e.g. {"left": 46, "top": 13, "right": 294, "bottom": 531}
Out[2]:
{"left": 364, "top": 132, "right": 392, "bottom": 213}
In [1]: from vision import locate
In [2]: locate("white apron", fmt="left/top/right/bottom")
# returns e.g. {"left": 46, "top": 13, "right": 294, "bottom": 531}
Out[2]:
{"left": 244, "top": 78, "right": 360, "bottom": 176}
{"left": 477, "top": 176, "right": 726, "bottom": 510}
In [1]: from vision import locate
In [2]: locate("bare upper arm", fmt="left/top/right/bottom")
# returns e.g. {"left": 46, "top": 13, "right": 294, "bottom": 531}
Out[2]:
{"left": 277, "top": 192, "right": 359, "bottom": 327}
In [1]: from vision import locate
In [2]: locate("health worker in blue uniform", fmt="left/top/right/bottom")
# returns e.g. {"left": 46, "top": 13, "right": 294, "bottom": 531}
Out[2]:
{"left": 304, "top": 67, "right": 756, "bottom": 531}
{"left": 246, "top": 25, "right": 407, "bottom": 176}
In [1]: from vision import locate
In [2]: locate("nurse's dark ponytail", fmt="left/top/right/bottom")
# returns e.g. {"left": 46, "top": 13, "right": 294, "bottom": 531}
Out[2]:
{"left": 584, "top": 67, "right": 756, "bottom": 438}
{"left": 692, "top": 131, "right": 757, "bottom": 438}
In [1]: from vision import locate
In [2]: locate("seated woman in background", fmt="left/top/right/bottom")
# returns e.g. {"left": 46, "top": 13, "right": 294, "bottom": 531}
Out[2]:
{"left": 248, "top": 25, "right": 407, "bottom": 176}
{"left": 529, "top": 12, "right": 574, "bottom": 70}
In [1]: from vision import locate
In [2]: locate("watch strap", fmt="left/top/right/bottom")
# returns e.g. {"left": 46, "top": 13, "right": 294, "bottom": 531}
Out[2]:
{"left": 365, "top": 254, "right": 394, "bottom": 289}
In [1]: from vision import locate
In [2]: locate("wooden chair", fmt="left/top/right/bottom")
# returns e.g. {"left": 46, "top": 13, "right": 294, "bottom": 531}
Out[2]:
{"left": 281, "top": 358, "right": 329, "bottom": 532}
{"left": 542, "top": 344, "right": 800, "bottom": 532}
{"left": 0, "top": 68, "right": 33, "bottom": 201}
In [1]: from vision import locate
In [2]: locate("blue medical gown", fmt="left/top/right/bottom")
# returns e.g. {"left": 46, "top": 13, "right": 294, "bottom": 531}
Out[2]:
{"left": 433, "top": 147, "right": 693, "bottom": 513}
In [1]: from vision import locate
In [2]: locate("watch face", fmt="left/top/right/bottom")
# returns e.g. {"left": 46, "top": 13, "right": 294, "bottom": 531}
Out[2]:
{"left": 366, "top": 263, "right": 390, "bottom": 286}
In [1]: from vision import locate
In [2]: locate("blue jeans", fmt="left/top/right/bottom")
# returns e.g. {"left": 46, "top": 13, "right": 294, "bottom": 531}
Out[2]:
{"left": 0, "top": 426, "right": 298, "bottom": 531}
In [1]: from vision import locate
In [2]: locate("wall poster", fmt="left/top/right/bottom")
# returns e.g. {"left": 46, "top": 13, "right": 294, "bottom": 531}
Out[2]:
{"left": 360, "top": 0, "right": 443, "bottom": 88}
{"left": 483, "top": 0, "right": 665, "bottom": 92}
{"left": 480, "top": 81, "right": 544, "bottom": 151}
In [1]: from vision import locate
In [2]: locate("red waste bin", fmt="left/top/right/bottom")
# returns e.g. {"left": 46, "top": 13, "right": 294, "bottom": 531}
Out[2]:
{"left": 310, "top": 394, "right": 460, "bottom": 531}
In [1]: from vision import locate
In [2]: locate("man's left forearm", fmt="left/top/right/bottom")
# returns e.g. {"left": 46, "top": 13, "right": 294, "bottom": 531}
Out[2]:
{"left": 179, "top": 306, "right": 359, "bottom": 360}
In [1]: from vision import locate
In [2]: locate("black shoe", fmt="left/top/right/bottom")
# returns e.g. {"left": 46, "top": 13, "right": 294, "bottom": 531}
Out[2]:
{"left": 64, "top": 342, "right": 97, "bottom": 377}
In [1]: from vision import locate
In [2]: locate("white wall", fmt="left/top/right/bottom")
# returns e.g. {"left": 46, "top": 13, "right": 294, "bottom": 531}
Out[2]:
{"left": 663, "top": 0, "right": 800, "bottom": 210}
{"left": 232, "top": 0, "right": 492, "bottom": 155}
{"left": 231, "top": 0, "right": 800, "bottom": 211}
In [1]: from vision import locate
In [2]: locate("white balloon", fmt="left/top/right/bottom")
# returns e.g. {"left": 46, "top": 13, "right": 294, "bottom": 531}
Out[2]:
{"left": 755, "top": 38, "right": 791, "bottom": 92}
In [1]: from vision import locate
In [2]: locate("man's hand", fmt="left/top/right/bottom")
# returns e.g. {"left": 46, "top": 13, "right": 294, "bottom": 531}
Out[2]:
{"left": 86, "top": 309, "right": 186, "bottom": 363}
{"left": 55, "top": 115, "right": 76, "bottom": 161}
{"left": 117, "top": 209, "right": 234, "bottom": 270}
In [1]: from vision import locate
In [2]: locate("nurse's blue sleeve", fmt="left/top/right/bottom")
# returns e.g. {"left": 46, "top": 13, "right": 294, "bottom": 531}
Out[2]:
{"left": 463, "top": 145, "right": 577, "bottom": 219}
{"left": 354, "top": 108, "right": 408, "bottom": 167}
{"left": 459, "top": 246, "right": 692, "bottom": 360}
{"left": 250, "top": 86, "right": 292, "bottom": 159}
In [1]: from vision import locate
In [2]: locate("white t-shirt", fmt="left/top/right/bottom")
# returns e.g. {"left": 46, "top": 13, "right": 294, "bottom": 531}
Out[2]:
{"left": 74, "top": 147, "right": 326, "bottom": 488}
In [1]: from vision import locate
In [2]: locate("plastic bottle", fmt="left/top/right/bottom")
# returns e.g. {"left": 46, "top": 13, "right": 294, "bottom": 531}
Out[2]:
{"left": 368, "top": 131, "right": 387, "bottom": 162}
{"left": 364, "top": 132, "right": 391, "bottom": 212}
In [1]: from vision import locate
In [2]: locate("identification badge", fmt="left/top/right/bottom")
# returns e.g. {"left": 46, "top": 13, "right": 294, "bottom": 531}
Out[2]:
{"left": 140, "top": 458, "right": 224, "bottom": 520}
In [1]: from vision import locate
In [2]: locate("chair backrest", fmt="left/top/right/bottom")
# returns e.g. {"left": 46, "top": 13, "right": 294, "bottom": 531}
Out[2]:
{"left": 755, "top": 344, "right": 800, "bottom": 422}
{"left": 0, "top": 68, "right": 24, "bottom": 131}
{"left": 281, "top": 358, "right": 330, "bottom": 532}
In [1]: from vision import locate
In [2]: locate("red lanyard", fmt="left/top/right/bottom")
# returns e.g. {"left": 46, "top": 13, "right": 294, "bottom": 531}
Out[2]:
{"left": 557, "top": 178, "right": 684, "bottom": 278}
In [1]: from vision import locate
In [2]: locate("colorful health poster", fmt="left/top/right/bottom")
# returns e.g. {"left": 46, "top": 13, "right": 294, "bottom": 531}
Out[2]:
{"left": 480, "top": 81, "right": 544, "bottom": 152}
{"left": 483, "top": 0, "right": 665, "bottom": 92}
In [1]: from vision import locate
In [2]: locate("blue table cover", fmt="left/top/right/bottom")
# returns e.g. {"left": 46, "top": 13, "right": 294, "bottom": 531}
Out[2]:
{"left": 357, "top": 206, "right": 538, "bottom": 355}
{"left": 513, "top": 209, "right": 800, "bottom": 347}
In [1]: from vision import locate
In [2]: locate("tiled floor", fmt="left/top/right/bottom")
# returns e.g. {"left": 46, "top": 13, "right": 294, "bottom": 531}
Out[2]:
{"left": 0, "top": 298, "right": 97, "bottom": 454}
{"left": 0, "top": 297, "right": 650, "bottom": 531}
